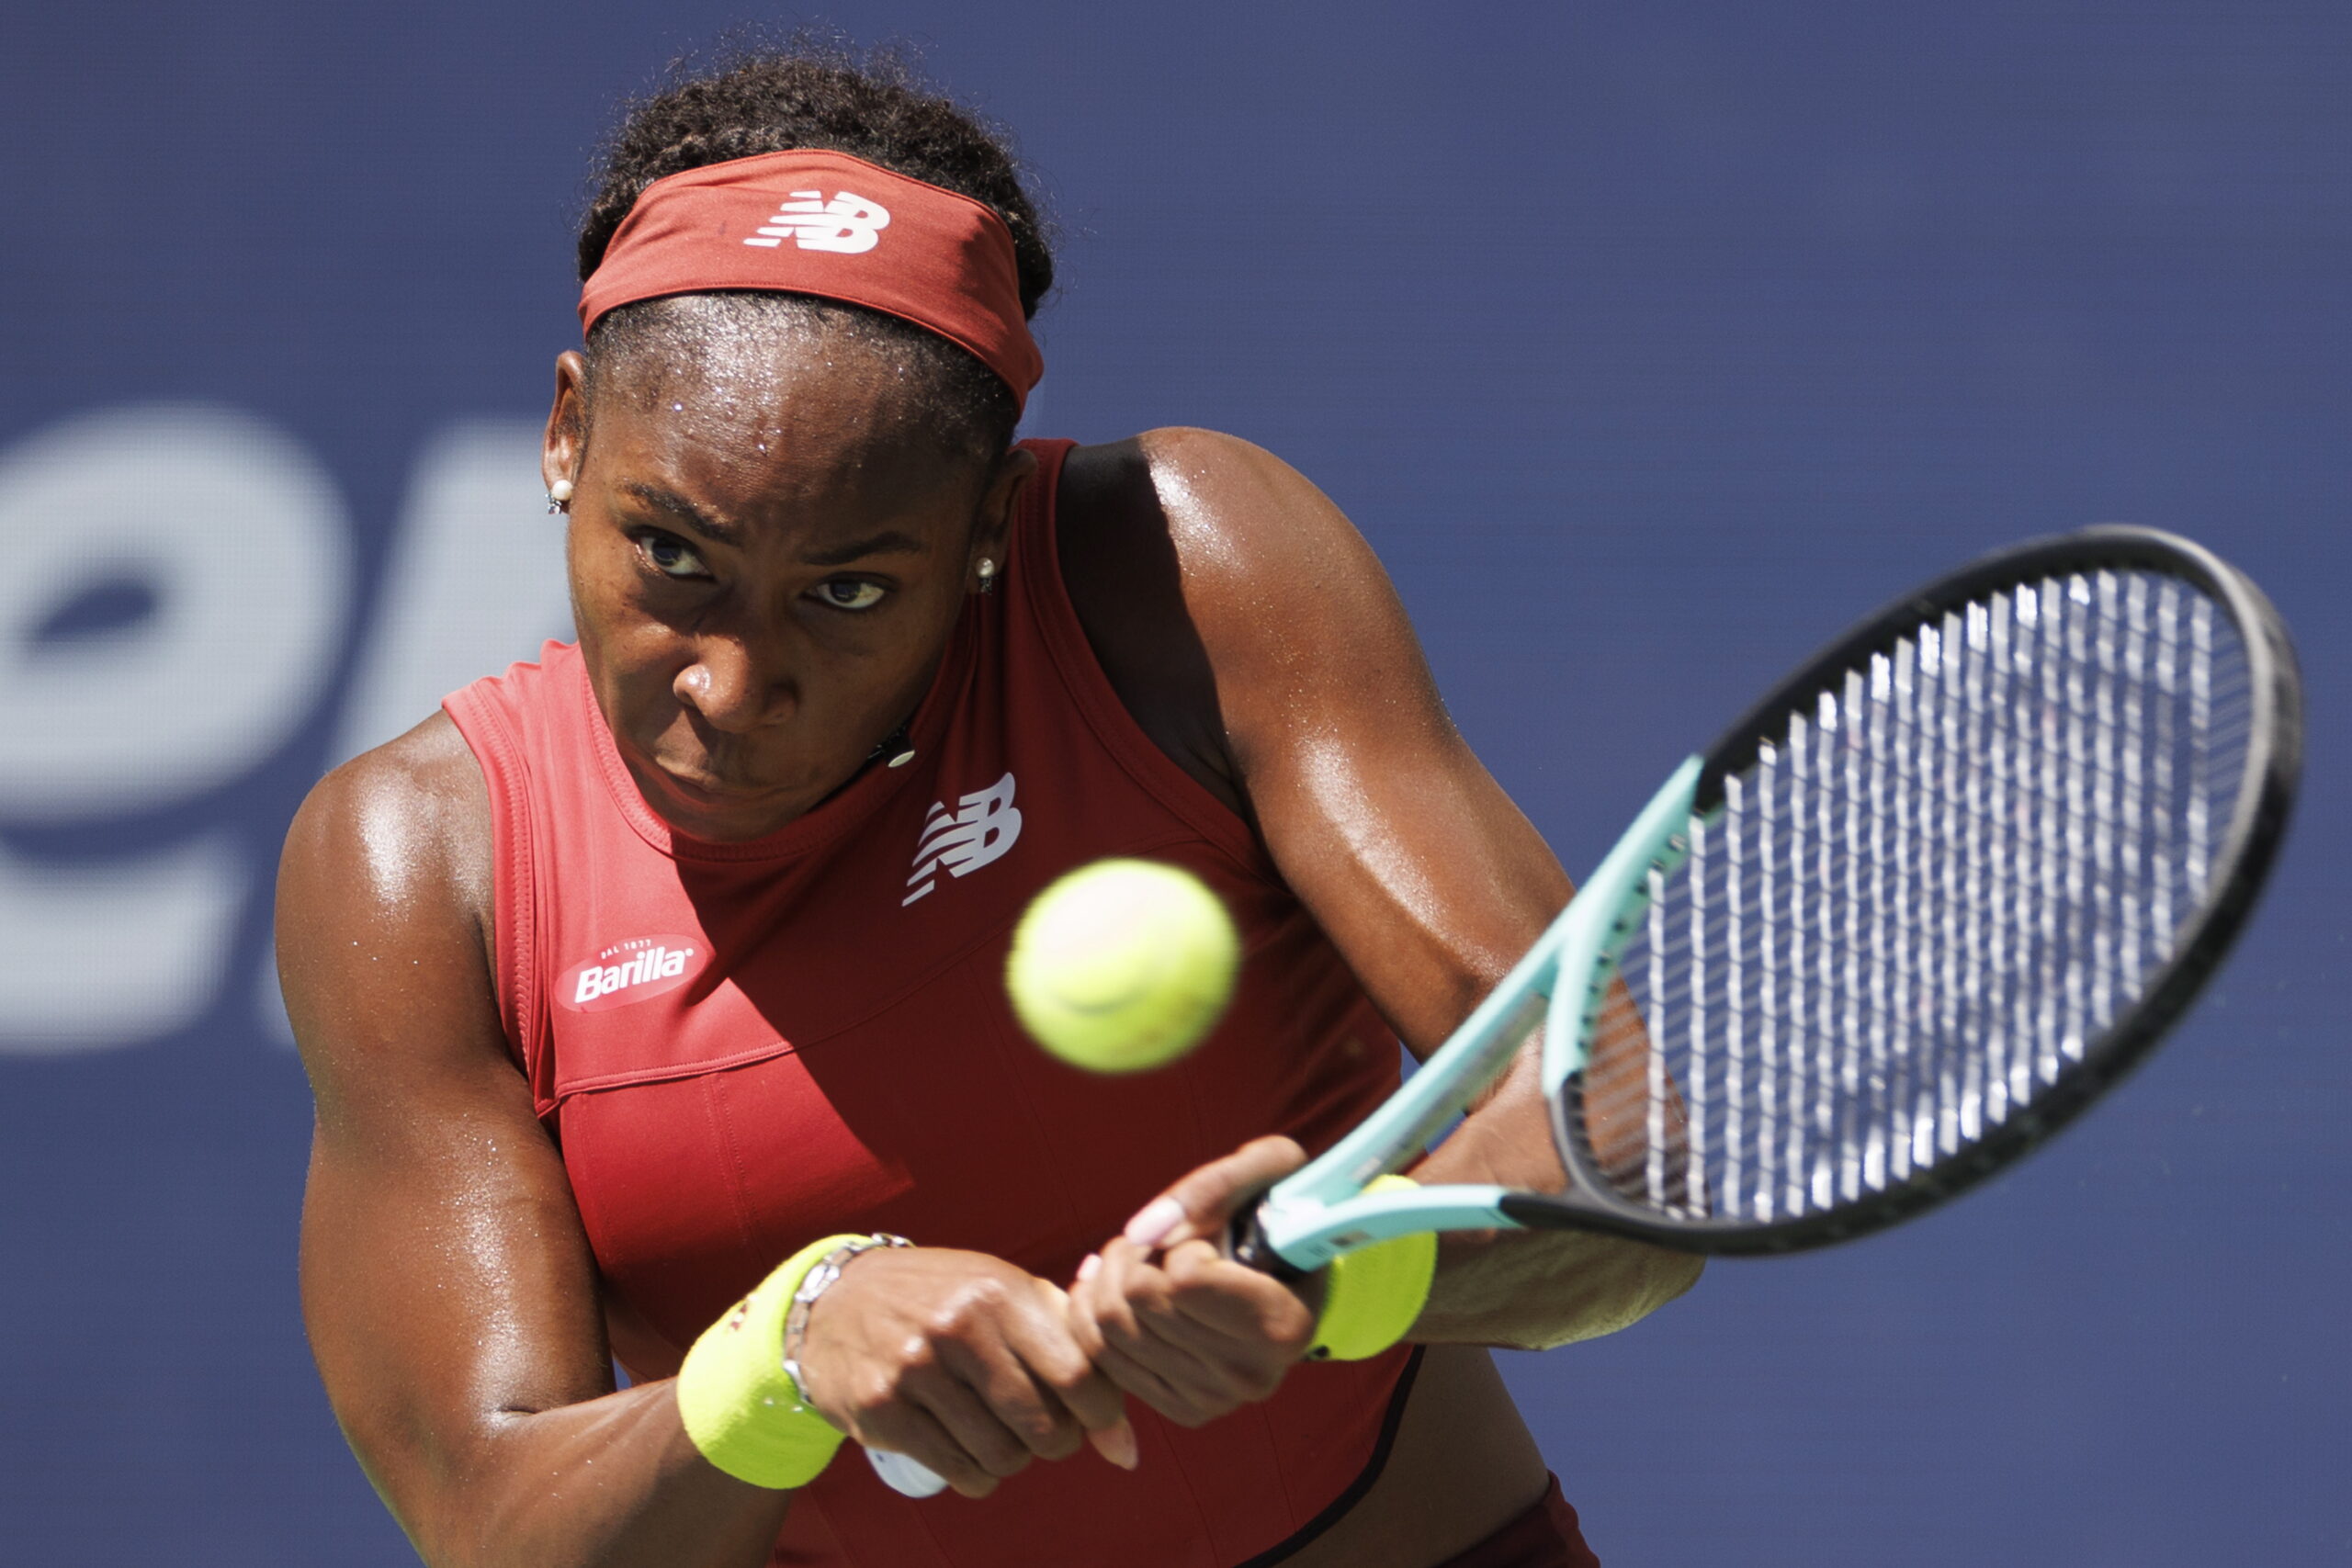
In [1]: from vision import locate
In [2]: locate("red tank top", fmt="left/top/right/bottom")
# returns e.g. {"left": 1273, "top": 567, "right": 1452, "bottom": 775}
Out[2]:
{"left": 445, "top": 439, "right": 1411, "bottom": 1568}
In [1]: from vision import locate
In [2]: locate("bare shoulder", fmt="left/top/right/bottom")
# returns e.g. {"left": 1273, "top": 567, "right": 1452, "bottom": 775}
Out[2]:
{"left": 1054, "top": 430, "right": 1425, "bottom": 809}
{"left": 280, "top": 712, "right": 492, "bottom": 940}
{"left": 277, "top": 711, "right": 504, "bottom": 1103}
{"left": 1062, "top": 427, "right": 1379, "bottom": 586}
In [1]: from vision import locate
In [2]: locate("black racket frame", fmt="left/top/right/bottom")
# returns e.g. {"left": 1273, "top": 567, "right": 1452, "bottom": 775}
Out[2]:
{"left": 1501, "top": 525, "right": 2303, "bottom": 1255}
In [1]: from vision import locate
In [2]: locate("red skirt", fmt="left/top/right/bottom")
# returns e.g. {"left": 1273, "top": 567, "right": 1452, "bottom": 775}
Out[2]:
{"left": 1434, "top": 1475, "right": 1600, "bottom": 1568}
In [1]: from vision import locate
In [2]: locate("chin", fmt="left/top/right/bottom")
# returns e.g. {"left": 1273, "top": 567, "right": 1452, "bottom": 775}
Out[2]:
{"left": 650, "top": 749, "right": 859, "bottom": 838}
{"left": 651, "top": 783, "right": 798, "bottom": 841}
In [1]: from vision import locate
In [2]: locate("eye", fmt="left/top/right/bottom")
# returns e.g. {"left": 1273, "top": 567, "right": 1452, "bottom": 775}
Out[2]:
{"left": 811, "top": 578, "right": 888, "bottom": 612}
{"left": 633, "top": 531, "right": 708, "bottom": 580}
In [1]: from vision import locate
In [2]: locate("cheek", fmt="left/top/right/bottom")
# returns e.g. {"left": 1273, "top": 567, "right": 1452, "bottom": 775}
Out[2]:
{"left": 569, "top": 566, "right": 686, "bottom": 723}
{"left": 581, "top": 632, "right": 682, "bottom": 746}
{"left": 854, "top": 602, "right": 967, "bottom": 713}
{"left": 565, "top": 528, "right": 637, "bottom": 636}
{"left": 570, "top": 532, "right": 675, "bottom": 650}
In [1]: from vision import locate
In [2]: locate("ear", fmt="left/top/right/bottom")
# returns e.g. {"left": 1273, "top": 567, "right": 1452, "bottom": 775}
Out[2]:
{"left": 967, "top": 445, "right": 1038, "bottom": 591}
{"left": 544, "top": 352, "right": 590, "bottom": 499}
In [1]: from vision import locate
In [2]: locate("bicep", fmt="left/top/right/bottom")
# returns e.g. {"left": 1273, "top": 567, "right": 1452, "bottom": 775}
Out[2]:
{"left": 279, "top": 744, "right": 610, "bottom": 1529}
{"left": 1147, "top": 430, "right": 1571, "bottom": 1055}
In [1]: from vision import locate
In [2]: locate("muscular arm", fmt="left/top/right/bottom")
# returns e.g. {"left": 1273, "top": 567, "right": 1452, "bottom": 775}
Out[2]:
{"left": 1063, "top": 431, "right": 1702, "bottom": 1351}
{"left": 281, "top": 716, "right": 790, "bottom": 1568}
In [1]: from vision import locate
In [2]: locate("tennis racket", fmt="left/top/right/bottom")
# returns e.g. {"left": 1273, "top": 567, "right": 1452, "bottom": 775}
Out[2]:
{"left": 1237, "top": 524, "right": 2300, "bottom": 1269}
{"left": 870, "top": 524, "right": 2300, "bottom": 1496}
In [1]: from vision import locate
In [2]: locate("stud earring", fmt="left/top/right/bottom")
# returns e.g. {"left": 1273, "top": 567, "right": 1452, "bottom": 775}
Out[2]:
{"left": 869, "top": 721, "right": 917, "bottom": 769}
{"left": 547, "top": 478, "right": 575, "bottom": 513}
{"left": 975, "top": 558, "right": 999, "bottom": 594}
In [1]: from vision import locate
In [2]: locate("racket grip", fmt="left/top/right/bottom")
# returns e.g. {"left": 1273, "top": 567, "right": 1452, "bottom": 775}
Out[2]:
{"left": 1221, "top": 1201, "right": 1306, "bottom": 1280}
{"left": 866, "top": 1444, "right": 949, "bottom": 1497}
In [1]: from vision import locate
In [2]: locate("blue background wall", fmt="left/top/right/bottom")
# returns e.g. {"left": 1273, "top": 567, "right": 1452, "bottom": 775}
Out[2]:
{"left": 1, "top": 5, "right": 2343, "bottom": 1562}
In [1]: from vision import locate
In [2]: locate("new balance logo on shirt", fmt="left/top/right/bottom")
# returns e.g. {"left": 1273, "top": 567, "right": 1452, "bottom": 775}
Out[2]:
{"left": 743, "top": 190, "right": 891, "bottom": 254}
{"left": 905, "top": 772, "right": 1022, "bottom": 905}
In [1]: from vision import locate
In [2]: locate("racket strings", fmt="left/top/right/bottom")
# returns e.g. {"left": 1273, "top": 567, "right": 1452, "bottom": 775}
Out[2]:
{"left": 1582, "top": 570, "right": 2252, "bottom": 1224}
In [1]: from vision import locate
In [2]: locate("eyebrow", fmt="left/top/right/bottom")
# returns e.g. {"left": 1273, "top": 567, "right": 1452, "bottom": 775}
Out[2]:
{"left": 618, "top": 481, "right": 746, "bottom": 547}
{"left": 617, "top": 481, "right": 930, "bottom": 567}
{"left": 800, "top": 531, "right": 931, "bottom": 567}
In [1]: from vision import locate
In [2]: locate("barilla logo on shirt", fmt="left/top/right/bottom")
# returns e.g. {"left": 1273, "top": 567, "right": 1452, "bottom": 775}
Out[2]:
{"left": 559, "top": 934, "right": 707, "bottom": 1012}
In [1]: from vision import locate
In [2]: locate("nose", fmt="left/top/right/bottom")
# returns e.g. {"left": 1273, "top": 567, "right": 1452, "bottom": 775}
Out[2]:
{"left": 675, "top": 637, "right": 796, "bottom": 733}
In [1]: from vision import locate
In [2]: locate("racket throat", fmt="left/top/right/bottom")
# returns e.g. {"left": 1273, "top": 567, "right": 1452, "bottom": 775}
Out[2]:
{"left": 1541, "top": 755, "right": 1704, "bottom": 1098}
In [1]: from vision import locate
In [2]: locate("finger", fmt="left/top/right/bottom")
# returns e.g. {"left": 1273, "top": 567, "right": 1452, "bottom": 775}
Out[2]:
{"left": 933, "top": 1278, "right": 1134, "bottom": 1470}
{"left": 1065, "top": 1259, "right": 1110, "bottom": 1361}
{"left": 1085, "top": 1239, "right": 1247, "bottom": 1414}
{"left": 1158, "top": 1238, "right": 1317, "bottom": 1351}
{"left": 1091, "top": 1338, "right": 1220, "bottom": 1427}
{"left": 903, "top": 1363, "right": 1044, "bottom": 1485}
{"left": 851, "top": 1400, "right": 1001, "bottom": 1500}
{"left": 967, "top": 1280, "right": 1124, "bottom": 1466}
{"left": 1059, "top": 1269, "right": 1145, "bottom": 1467}
{"left": 1087, "top": 1237, "right": 1182, "bottom": 1351}
{"left": 1086, "top": 1414, "right": 1140, "bottom": 1471}
{"left": 1081, "top": 1241, "right": 1307, "bottom": 1363}
{"left": 1122, "top": 1135, "right": 1308, "bottom": 1250}
{"left": 1073, "top": 1251, "right": 1221, "bottom": 1425}
{"left": 1074, "top": 1239, "right": 1146, "bottom": 1348}
{"left": 1103, "top": 1239, "right": 1265, "bottom": 1361}
{"left": 1155, "top": 1243, "right": 1315, "bottom": 1400}
{"left": 1104, "top": 1240, "right": 1303, "bottom": 1408}
{"left": 1025, "top": 1280, "right": 1138, "bottom": 1470}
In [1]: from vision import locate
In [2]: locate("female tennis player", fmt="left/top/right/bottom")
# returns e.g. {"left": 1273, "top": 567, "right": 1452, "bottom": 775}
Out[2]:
{"left": 279, "top": 45, "right": 1701, "bottom": 1568}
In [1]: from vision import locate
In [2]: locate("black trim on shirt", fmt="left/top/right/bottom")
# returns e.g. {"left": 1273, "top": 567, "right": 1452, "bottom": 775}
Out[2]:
{"left": 1232, "top": 1346, "right": 1427, "bottom": 1568}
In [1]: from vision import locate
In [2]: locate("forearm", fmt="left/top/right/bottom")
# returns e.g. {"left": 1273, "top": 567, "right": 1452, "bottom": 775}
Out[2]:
{"left": 394, "top": 1382, "right": 793, "bottom": 1568}
{"left": 1410, "top": 1228, "right": 1702, "bottom": 1351}
{"left": 1399, "top": 1048, "right": 1702, "bottom": 1351}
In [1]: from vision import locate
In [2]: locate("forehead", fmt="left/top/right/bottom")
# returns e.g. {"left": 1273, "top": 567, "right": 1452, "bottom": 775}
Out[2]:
{"left": 591, "top": 306, "right": 983, "bottom": 529}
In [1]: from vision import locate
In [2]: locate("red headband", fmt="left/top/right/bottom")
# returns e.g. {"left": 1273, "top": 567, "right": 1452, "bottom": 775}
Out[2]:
{"left": 579, "top": 148, "right": 1043, "bottom": 410}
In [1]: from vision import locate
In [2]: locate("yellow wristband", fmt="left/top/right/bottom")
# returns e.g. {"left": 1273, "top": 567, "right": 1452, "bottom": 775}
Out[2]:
{"left": 1305, "top": 1176, "right": 1437, "bottom": 1361}
{"left": 674, "top": 1234, "right": 870, "bottom": 1489}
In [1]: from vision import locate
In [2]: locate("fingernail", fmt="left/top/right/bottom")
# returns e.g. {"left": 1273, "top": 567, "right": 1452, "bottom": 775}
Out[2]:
{"left": 1124, "top": 1197, "right": 1185, "bottom": 1248}
{"left": 1076, "top": 1254, "right": 1101, "bottom": 1283}
{"left": 1092, "top": 1418, "right": 1139, "bottom": 1471}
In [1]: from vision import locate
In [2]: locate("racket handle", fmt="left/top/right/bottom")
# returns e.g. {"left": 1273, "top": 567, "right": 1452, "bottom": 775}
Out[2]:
{"left": 866, "top": 1444, "right": 949, "bottom": 1497}
{"left": 1221, "top": 1201, "right": 1306, "bottom": 1280}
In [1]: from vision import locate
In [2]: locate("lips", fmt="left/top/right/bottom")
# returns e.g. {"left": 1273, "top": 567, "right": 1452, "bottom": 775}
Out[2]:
{"left": 652, "top": 766, "right": 784, "bottom": 808}
{"left": 621, "top": 728, "right": 816, "bottom": 837}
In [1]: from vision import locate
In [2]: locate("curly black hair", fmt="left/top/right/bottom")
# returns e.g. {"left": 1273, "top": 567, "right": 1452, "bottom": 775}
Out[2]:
{"left": 577, "top": 39, "right": 1055, "bottom": 461}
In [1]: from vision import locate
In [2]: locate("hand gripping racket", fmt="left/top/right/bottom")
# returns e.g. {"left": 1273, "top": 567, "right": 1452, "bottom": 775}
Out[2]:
{"left": 870, "top": 525, "right": 2300, "bottom": 1496}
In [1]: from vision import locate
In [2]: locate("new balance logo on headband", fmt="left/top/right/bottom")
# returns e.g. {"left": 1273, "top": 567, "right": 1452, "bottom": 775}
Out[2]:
{"left": 905, "top": 772, "right": 1022, "bottom": 905}
{"left": 744, "top": 190, "right": 892, "bottom": 254}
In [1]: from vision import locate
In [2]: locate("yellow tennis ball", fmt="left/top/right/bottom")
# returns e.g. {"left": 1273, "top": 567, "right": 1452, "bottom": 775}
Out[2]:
{"left": 1007, "top": 858, "right": 1240, "bottom": 1074}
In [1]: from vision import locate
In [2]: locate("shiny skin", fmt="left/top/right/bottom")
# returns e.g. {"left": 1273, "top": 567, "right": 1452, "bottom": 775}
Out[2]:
{"left": 279, "top": 327, "right": 1701, "bottom": 1568}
